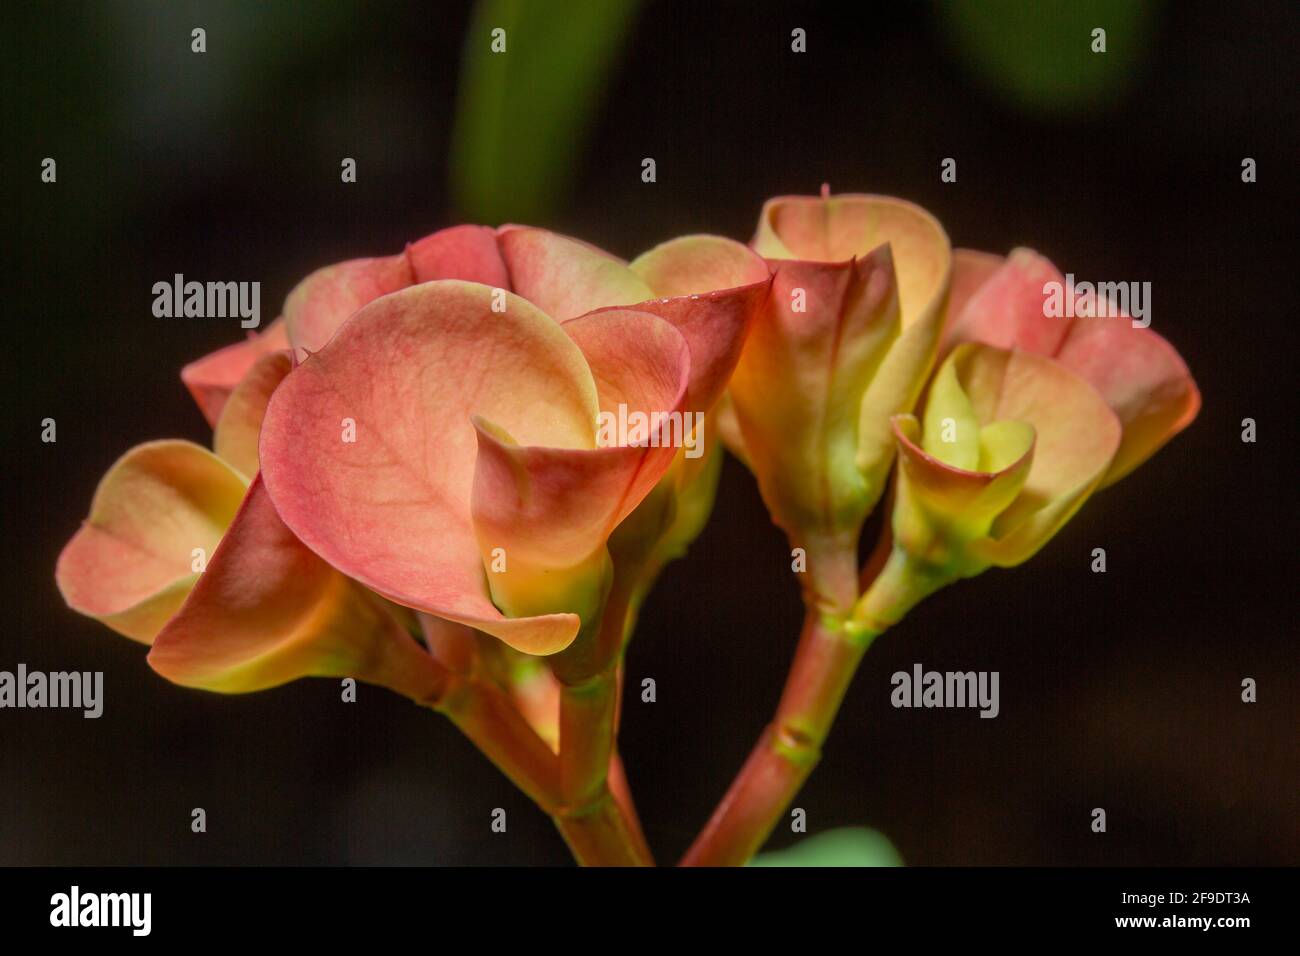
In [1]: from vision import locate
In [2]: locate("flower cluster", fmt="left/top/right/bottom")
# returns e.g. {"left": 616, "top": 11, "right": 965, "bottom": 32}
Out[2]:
{"left": 57, "top": 194, "right": 1198, "bottom": 866}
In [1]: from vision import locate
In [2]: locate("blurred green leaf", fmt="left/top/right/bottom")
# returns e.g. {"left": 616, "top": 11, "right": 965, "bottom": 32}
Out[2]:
{"left": 451, "top": 0, "right": 641, "bottom": 223}
{"left": 750, "top": 827, "right": 903, "bottom": 867}
{"left": 936, "top": 0, "right": 1158, "bottom": 114}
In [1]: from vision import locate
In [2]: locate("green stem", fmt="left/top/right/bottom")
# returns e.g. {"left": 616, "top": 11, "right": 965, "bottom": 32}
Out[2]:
{"left": 550, "top": 566, "right": 653, "bottom": 866}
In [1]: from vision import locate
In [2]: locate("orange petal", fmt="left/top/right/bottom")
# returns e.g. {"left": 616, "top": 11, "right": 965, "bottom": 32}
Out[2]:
{"left": 212, "top": 350, "right": 292, "bottom": 478}
{"left": 260, "top": 280, "right": 599, "bottom": 656}
{"left": 753, "top": 193, "right": 950, "bottom": 330}
{"left": 771, "top": 197, "right": 961, "bottom": 500}
{"left": 56, "top": 441, "right": 247, "bottom": 643}
{"left": 729, "top": 248, "right": 900, "bottom": 537}
{"left": 148, "top": 477, "right": 449, "bottom": 699}
{"left": 628, "top": 235, "right": 772, "bottom": 414}
{"left": 630, "top": 234, "right": 770, "bottom": 299}
{"left": 180, "top": 318, "right": 290, "bottom": 426}
{"left": 497, "top": 225, "right": 654, "bottom": 320}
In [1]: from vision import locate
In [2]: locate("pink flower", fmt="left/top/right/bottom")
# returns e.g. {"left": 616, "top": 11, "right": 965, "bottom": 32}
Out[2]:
{"left": 257, "top": 225, "right": 769, "bottom": 656}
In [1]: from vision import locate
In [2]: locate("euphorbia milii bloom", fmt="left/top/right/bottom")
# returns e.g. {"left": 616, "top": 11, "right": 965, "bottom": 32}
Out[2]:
{"left": 941, "top": 247, "right": 1201, "bottom": 484}
{"left": 259, "top": 226, "right": 769, "bottom": 657}
{"left": 724, "top": 191, "right": 953, "bottom": 612}
{"left": 856, "top": 253, "right": 1199, "bottom": 629}
{"left": 882, "top": 343, "right": 1121, "bottom": 592}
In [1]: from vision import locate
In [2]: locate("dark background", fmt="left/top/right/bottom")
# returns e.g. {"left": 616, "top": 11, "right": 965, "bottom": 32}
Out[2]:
{"left": 3, "top": 1, "right": 1296, "bottom": 865}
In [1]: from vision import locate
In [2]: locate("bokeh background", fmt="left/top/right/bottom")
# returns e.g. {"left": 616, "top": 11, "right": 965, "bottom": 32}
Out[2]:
{"left": 3, "top": 0, "right": 1296, "bottom": 865}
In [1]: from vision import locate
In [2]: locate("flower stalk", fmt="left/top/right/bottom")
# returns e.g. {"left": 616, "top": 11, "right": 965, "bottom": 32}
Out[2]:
{"left": 681, "top": 544, "right": 937, "bottom": 866}
{"left": 420, "top": 611, "right": 649, "bottom": 865}
{"left": 550, "top": 556, "right": 654, "bottom": 865}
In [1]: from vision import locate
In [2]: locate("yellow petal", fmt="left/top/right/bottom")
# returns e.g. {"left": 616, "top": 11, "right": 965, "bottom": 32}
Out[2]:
{"left": 56, "top": 441, "right": 247, "bottom": 643}
{"left": 952, "top": 345, "right": 1121, "bottom": 565}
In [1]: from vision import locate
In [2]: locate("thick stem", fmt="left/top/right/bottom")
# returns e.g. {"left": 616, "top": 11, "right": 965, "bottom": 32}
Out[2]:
{"left": 558, "top": 668, "right": 618, "bottom": 805}
{"left": 554, "top": 664, "right": 652, "bottom": 864}
{"left": 679, "top": 611, "right": 874, "bottom": 866}
{"left": 552, "top": 790, "right": 649, "bottom": 867}
{"left": 550, "top": 568, "right": 653, "bottom": 865}
{"left": 681, "top": 548, "right": 938, "bottom": 866}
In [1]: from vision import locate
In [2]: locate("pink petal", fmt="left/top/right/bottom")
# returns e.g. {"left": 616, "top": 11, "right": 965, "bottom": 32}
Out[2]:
{"left": 406, "top": 224, "right": 510, "bottom": 287}
{"left": 943, "top": 248, "right": 1201, "bottom": 485}
{"left": 941, "top": 248, "right": 1069, "bottom": 357}
{"left": 945, "top": 249, "right": 1004, "bottom": 331}
{"left": 285, "top": 224, "right": 520, "bottom": 355}
{"left": 1054, "top": 316, "right": 1201, "bottom": 485}
{"left": 260, "top": 280, "right": 600, "bottom": 656}
{"left": 283, "top": 254, "right": 413, "bottom": 355}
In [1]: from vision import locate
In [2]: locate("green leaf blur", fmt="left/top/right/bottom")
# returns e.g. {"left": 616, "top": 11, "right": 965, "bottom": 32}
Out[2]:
{"left": 451, "top": 0, "right": 641, "bottom": 223}
{"left": 750, "top": 827, "right": 904, "bottom": 867}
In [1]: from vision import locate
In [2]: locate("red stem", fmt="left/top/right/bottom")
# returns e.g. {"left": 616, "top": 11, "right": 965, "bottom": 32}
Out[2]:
{"left": 681, "top": 547, "right": 936, "bottom": 866}
{"left": 678, "top": 610, "right": 872, "bottom": 866}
